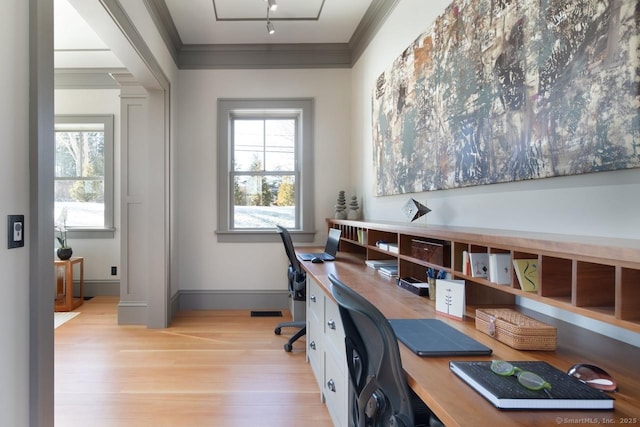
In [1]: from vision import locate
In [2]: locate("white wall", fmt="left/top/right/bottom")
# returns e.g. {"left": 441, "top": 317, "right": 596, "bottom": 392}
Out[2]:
{"left": 1, "top": 1, "right": 30, "bottom": 425}
{"left": 352, "top": 0, "right": 640, "bottom": 239}
{"left": 176, "top": 69, "right": 351, "bottom": 292}
{"left": 55, "top": 89, "right": 121, "bottom": 281}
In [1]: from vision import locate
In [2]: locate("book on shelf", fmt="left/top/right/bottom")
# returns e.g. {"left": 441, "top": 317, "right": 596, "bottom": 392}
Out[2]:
{"left": 513, "top": 259, "right": 539, "bottom": 292}
{"left": 462, "top": 251, "right": 470, "bottom": 275}
{"left": 387, "top": 243, "right": 399, "bottom": 254}
{"left": 365, "top": 259, "right": 397, "bottom": 270}
{"left": 449, "top": 360, "right": 615, "bottom": 410}
{"left": 376, "top": 241, "right": 389, "bottom": 250}
{"left": 469, "top": 252, "right": 490, "bottom": 278}
{"left": 378, "top": 265, "right": 399, "bottom": 278}
{"left": 489, "top": 253, "right": 511, "bottom": 285}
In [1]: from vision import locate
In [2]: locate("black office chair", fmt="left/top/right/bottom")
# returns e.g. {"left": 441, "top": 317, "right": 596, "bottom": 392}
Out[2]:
{"left": 329, "top": 273, "right": 443, "bottom": 427}
{"left": 274, "top": 225, "right": 307, "bottom": 352}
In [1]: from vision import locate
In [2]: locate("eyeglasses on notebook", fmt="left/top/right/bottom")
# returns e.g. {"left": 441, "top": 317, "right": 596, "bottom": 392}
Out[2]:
{"left": 490, "top": 360, "right": 553, "bottom": 398}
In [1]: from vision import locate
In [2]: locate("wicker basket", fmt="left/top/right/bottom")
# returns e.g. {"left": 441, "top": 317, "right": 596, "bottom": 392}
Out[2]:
{"left": 475, "top": 308, "right": 557, "bottom": 351}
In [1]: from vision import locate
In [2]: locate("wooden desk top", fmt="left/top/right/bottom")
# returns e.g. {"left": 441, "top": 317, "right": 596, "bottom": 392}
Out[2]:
{"left": 300, "top": 251, "right": 640, "bottom": 427}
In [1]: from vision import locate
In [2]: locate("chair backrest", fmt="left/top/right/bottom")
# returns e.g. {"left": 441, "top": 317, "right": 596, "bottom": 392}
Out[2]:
{"left": 276, "top": 225, "right": 306, "bottom": 298}
{"left": 329, "top": 273, "right": 414, "bottom": 427}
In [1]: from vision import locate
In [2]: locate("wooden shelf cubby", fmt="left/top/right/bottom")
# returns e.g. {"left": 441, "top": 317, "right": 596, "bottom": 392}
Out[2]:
{"left": 328, "top": 218, "right": 640, "bottom": 333}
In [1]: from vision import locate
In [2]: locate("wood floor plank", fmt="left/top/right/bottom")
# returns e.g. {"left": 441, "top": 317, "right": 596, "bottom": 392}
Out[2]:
{"left": 55, "top": 296, "right": 331, "bottom": 426}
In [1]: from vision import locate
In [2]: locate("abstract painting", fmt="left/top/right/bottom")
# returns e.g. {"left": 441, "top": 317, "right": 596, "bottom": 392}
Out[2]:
{"left": 372, "top": 0, "right": 640, "bottom": 195}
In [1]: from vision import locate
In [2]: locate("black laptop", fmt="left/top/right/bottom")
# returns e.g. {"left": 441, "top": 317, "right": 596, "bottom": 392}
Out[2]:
{"left": 299, "top": 228, "right": 342, "bottom": 261}
{"left": 389, "top": 318, "right": 492, "bottom": 357}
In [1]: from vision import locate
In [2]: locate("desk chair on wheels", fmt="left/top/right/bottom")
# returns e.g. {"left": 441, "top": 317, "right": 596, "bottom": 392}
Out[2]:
{"left": 274, "top": 225, "right": 307, "bottom": 352}
{"left": 329, "top": 274, "right": 443, "bottom": 427}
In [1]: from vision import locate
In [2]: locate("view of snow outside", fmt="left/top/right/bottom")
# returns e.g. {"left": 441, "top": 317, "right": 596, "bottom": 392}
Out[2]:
{"left": 234, "top": 205, "right": 295, "bottom": 229}
{"left": 55, "top": 202, "right": 104, "bottom": 228}
{"left": 233, "top": 118, "right": 297, "bottom": 229}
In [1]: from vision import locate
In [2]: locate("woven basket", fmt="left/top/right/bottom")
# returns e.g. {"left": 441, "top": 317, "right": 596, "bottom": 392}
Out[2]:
{"left": 475, "top": 308, "right": 557, "bottom": 351}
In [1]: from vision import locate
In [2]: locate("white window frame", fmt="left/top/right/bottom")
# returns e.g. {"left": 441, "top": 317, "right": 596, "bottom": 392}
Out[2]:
{"left": 217, "top": 99, "right": 315, "bottom": 242}
{"left": 55, "top": 114, "right": 115, "bottom": 238}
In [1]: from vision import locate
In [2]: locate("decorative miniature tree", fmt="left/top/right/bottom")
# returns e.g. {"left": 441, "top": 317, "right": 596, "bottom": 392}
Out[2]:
{"left": 334, "top": 190, "right": 347, "bottom": 219}
{"left": 347, "top": 195, "right": 360, "bottom": 220}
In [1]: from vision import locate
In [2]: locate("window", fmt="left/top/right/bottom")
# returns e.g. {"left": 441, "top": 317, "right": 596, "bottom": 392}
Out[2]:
{"left": 217, "top": 99, "right": 314, "bottom": 242}
{"left": 55, "top": 115, "right": 114, "bottom": 237}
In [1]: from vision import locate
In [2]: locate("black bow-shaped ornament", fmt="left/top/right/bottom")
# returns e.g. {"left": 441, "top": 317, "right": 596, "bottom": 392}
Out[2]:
{"left": 403, "top": 198, "right": 431, "bottom": 222}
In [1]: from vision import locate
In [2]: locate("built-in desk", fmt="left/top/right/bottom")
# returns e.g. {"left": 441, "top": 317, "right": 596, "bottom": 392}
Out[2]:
{"left": 300, "top": 251, "right": 640, "bottom": 427}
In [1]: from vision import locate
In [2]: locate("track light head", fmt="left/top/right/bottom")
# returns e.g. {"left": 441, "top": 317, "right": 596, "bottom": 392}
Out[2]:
{"left": 267, "top": 20, "right": 275, "bottom": 35}
{"left": 267, "top": 0, "right": 277, "bottom": 11}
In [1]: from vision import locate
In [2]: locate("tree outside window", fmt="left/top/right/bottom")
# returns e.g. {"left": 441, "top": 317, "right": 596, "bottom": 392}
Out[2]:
{"left": 55, "top": 115, "right": 114, "bottom": 234}
{"left": 217, "top": 99, "right": 314, "bottom": 242}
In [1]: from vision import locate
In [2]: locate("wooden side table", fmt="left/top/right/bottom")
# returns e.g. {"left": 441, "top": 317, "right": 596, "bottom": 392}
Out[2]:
{"left": 55, "top": 257, "right": 84, "bottom": 312}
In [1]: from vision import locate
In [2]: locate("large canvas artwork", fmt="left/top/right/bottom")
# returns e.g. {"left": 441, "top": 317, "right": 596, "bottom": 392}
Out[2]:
{"left": 372, "top": 0, "right": 640, "bottom": 195}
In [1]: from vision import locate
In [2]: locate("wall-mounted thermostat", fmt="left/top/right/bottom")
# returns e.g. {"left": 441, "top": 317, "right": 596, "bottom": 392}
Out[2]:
{"left": 8, "top": 215, "right": 25, "bottom": 249}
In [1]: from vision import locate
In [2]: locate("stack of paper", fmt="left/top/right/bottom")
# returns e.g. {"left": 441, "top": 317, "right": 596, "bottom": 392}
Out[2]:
{"left": 365, "top": 259, "right": 397, "bottom": 269}
{"left": 378, "top": 264, "right": 399, "bottom": 278}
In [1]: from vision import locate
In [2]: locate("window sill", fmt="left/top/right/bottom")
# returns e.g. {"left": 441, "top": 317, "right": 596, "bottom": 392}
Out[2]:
{"left": 216, "top": 229, "right": 315, "bottom": 243}
{"left": 67, "top": 228, "right": 116, "bottom": 239}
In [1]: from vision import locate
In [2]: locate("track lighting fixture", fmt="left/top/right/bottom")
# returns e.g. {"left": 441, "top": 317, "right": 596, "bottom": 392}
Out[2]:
{"left": 265, "top": 0, "right": 276, "bottom": 35}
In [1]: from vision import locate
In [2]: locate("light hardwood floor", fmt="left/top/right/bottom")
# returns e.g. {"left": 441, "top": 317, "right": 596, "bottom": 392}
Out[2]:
{"left": 55, "top": 296, "right": 332, "bottom": 427}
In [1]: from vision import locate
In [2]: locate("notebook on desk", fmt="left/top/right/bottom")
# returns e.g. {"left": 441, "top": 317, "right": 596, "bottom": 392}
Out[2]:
{"left": 299, "top": 228, "right": 342, "bottom": 261}
{"left": 449, "top": 360, "right": 615, "bottom": 410}
{"left": 389, "top": 318, "right": 492, "bottom": 357}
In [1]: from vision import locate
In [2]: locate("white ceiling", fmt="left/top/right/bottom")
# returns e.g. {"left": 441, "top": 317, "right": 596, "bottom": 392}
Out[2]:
{"left": 166, "top": 0, "right": 374, "bottom": 44}
{"left": 54, "top": 0, "right": 375, "bottom": 69}
{"left": 54, "top": 0, "right": 123, "bottom": 69}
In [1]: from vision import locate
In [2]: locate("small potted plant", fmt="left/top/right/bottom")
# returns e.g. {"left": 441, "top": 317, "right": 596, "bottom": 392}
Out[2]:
{"left": 56, "top": 222, "right": 73, "bottom": 260}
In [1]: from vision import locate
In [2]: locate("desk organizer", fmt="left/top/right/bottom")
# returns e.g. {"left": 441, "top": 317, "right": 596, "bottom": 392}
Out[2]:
{"left": 475, "top": 308, "right": 557, "bottom": 351}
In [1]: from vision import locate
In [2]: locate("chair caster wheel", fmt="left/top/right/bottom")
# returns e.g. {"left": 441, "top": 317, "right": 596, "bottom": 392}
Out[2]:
{"left": 284, "top": 343, "right": 293, "bottom": 352}
{"left": 274, "top": 327, "right": 282, "bottom": 335}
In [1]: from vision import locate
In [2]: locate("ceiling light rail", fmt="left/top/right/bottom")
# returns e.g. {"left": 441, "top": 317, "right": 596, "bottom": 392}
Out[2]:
{"left": 265, "top": 0, "right": 277, "bottom": 34}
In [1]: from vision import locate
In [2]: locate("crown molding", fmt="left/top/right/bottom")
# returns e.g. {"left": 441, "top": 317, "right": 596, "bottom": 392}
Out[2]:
{"left": 144, "top": 0, "right": 398, "bottom": 69}
{"left": 179, "top": 43, "right": 352, "bottom": 69}
{"left": 54, "top": 68, "right": 127, "bottom": 89}
{"left": 349, "top": 0, "right": 400, "bottom": 64}
{"left": 143, "top": 0, "right": 181, "bottom": 65}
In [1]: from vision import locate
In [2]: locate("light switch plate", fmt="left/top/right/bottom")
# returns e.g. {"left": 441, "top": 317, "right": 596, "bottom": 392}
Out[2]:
{"left": 8, "top": 215, "right": 25, "bottom": 249}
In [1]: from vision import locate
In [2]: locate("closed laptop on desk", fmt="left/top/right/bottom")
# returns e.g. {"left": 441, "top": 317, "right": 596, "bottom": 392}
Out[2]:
{"left": 389, "top": 318, "right": 492, "bottom": 357}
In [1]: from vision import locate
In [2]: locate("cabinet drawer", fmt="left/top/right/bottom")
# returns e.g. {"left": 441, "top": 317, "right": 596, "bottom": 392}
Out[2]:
{"left": 307, "top": 279, "right": 324, "bottom": 321}
{"left": 324, "top": 348, "right": 349, "bottom": 427}
{"left": 306, "top": 314, "right": 322, "bottom": 386}
{"left": 324, "top": 296, "right": 346, "bottom": 355}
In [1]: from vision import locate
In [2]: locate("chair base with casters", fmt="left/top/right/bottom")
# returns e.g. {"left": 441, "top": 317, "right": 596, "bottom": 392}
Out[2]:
{"left": 274, "top": 322, "right": 306, "bottom": 352}
{"left": 273, "top": 225, "right": 308, "bottom": 353}
{"left": 274, "top": 282, "right": 306, "bottom": 352}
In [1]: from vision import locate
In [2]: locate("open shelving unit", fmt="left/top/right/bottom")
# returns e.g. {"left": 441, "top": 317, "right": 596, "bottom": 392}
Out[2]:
{"left": 328, "top": 218, "right": 640, "bottom": 333}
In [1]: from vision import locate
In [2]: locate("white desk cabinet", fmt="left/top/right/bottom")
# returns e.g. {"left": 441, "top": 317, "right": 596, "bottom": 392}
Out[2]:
{"left": 307, "top": 277, "right": 350, "bottom": 427}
